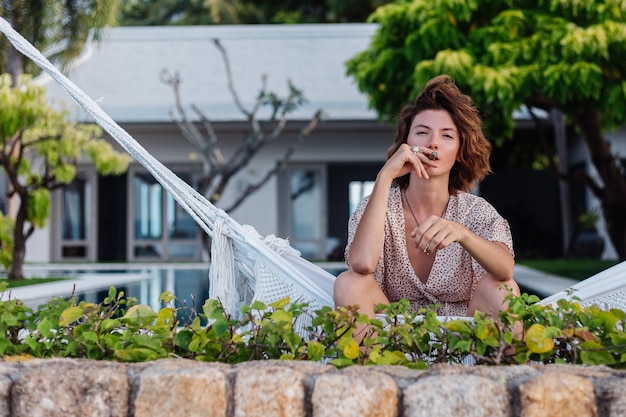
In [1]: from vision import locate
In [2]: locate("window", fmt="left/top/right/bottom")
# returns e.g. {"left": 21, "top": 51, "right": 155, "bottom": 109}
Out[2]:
{"left": 60, "top": 174, "right": 92, "bottom": 258}
{"left": 51, "top": 169, "right": 97, "bottom": 261}
{"left": 348, "top": 180, "right": 375, "bottom": 215}
{"left": 129, "top": 168, "right": 200, "bottom": 261}
{"left": 279, "top": 164, "right": 327, "bottom": 260}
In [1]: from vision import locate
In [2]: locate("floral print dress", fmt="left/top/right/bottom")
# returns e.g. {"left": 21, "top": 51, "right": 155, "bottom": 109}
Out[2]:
{"left": 345, "top": 186, "right": 514, "bottom": 316}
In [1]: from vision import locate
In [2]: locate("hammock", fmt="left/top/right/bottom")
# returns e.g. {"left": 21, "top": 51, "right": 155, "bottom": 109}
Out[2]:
{"left": 0, "top": 18, "right": 334, "bottom": 320}
{"left": 540, "top": 261, "right": 626, "bottom": 311}
{"left": 1, "top": 19, "right": 624, "bottom": 321}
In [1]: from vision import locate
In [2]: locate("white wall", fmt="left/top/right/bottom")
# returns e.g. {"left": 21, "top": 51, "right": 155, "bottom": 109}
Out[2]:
{"left": 25, "top": 226, "right": 50, "bottom": 263}
{"left": 119, "top": 121, "right": 392, "bottom": 238}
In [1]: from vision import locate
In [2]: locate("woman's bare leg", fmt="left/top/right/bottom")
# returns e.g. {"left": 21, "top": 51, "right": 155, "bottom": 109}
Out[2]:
{"left": 466, "top": 273, "right": 520, "bottom": 317}
{"left": 333, "top": 268, "right": 390, "bottom": 342}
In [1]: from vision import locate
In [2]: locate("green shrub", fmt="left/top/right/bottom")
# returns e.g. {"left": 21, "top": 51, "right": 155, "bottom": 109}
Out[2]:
{"left": 0, "top": 284, "right": 624, "bottom": 368}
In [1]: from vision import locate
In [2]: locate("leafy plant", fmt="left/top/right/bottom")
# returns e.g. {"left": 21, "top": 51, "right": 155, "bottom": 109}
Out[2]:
{"left": 345, "top": 0, "right": 626, "bottom": 260}
{"left": 0, "top": 74, "right": 129, "bottom": 279}
{"left": 1, "top": 286, "right": 625, "bottom": 369}
{"left": 578, "top": 208, "right": 601, "bottom": 230}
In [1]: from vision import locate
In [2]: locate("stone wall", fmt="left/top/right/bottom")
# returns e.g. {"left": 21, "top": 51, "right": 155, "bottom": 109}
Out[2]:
{"left": 1, "top": 358, "right": 625, "bottom": 416}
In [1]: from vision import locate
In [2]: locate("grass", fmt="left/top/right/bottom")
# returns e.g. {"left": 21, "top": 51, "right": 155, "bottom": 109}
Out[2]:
{"left": 0, "top": 277, "right": 71, "bottom": 289}
{"left": 516, "top": 258, "right": 620, "bottom": 281}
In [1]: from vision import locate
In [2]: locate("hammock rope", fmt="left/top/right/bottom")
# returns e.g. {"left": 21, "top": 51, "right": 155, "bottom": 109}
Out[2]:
{"left": 1, "top": 18, "right": 624, "bottom": 317}
{"left": 0, "top": 18, "right": 335, "bottom": 315}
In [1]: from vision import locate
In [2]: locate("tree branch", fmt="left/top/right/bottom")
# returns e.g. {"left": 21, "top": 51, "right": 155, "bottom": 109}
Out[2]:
{"left": 223, "top": 109, "right": 323, "bottom": 212}
{"left": 164, "top": 38, "right": 323, "bottom": 219}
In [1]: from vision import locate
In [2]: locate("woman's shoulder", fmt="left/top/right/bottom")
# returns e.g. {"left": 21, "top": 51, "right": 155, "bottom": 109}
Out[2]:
{"left": 449, "top": 192, "right": 499, "bottom": 217}
{"left": 451, "top": 191, "right": 488, "bottom": 205}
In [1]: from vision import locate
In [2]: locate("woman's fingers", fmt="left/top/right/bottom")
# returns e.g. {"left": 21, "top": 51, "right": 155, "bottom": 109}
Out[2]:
{"left": 403, "top": 145, "right": 429, "bottom": 178}
{"left": 413, "top": 218, "right": 458, "bottom": 254}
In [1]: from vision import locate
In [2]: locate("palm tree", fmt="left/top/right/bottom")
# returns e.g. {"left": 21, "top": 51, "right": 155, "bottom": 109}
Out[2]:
{"left": 117, "top": 0, "right": 394, "bottom": 25}
{"left": 119, "top": 0, "right": 241, "bottom": 25}
{"left": 1, "top": 0, "right": 121, "bottom": 85}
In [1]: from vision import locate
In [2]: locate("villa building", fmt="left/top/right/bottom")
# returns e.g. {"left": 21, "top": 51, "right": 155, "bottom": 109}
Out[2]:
{"left": 32, "top": 23, "right": 621, "bottom": 264}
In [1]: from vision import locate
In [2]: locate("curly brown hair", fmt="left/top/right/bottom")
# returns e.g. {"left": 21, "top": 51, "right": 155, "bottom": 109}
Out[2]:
{"left": 386, "top": 75, "right": 492, "bottom": 194}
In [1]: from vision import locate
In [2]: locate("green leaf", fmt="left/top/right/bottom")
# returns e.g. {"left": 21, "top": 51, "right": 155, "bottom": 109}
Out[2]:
{"left": 2, "top": 312, "right": 19, "bottom": 327}
{"left": 156, "top": 307, "right": 176, "bottom": 326}
{"left": 100, "top": 319, "right": 119, "bottom": 332}
{"left": 307, "top": 341, "right": 325, "bottom": 362}
{"left": 123, "top": 305, "right": 157, "bottom": 325}
{"left": 105, "top": 287, "right": 117, "bottom": 303}
{"left": 270, "top": 310, "right": 293, "bottom": 329}
{"left": 80, "top": 331, "right": 99, "bottom": 344}
{"left": 203, "top": 299, "right": 225, "bottom": 320}
{"left": 0, "top": 338, "right": 14, "bottom": 356}
{"left": 250, "top": 300, "right": 267, "bottom": 310}
{"left": 342, "top": 338, "right": 360, "bottom": 360}
{"left": 330, "top": 357, "right": 354, "bottom": 368}
{"left": 444, "top": 319, "right": 472, "bottom": 334}
{"left": 37, "top": 318, "right": 53, "bottom": 339}
{"left": 188, "top": 337, "right": 201, "bottom": 352}
{"left": 580, "top": 341, "right": 616, "bottom": 366}
{"left": 213, "top": 320, "right": 229, "bottom": 338}
{"left": 372, "top": 350, "right": 406, "bottom": 366}
{"left": 269, "top": 298, "right": 290, "bottom": 309}
{"left": 158, "top": 291, "right": 176, "bottom": 304}
{"left": 174, "top": 329, "right": 193, "bottom": 350}
{"left": 26, "top": 189, "right": 50, "bottom": 228}
{"left": 59, "top": 306, "right": 84, "bottom": 327}
{"left": 114, "top": 347, "right": 163, "bottom": 362}
{"left": 526, "top": 324, "right": 555, "bottom": 354}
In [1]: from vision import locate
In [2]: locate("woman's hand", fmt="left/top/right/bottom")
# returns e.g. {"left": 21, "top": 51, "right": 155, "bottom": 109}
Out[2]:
{"left": 410, "top": 216, "right": 515, "bottom": 282}
{"left": 410, "top": 216, "right": 466, "bottom": 254}
{"left": 380, "top": 144, "right": 437, "bottom": 182}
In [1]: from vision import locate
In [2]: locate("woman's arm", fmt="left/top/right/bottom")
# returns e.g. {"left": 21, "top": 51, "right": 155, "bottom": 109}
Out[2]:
{"left": 457, "top": 232, "right": 514, "bottom": 281}
{"left": 347, "top": 174, "right": 393, "bottom": 274}
{"left": 411, "top": 217, "right": 515, "bottom": 281}
{"left": 348, "top": 144, "right": 432, "bottom": 274}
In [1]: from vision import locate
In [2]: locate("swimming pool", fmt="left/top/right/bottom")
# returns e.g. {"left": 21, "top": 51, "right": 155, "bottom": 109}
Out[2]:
{"left": 10, "top": 262, "right": 345, "bottom": 323}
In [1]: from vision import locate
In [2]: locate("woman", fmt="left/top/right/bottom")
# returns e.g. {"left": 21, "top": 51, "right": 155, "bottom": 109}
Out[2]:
{"left": 333, "top": 75, "right": 519, "bottom": 321}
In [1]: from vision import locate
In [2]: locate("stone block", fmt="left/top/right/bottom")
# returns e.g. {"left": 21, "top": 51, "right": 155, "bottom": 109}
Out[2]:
{"left": 518, "top": 370, "right": 597, "bottom": 417}
{"left": 312, "top": 367, "right": 398, "bottom": 417}
{"left": 0, "top": 375, "right": 11, "bottom": 417}
{"left": 133, "top": 359, "right": 230, "bottom": 417}
{"left": 11, "top": 359, "right": 129, "bottom": 417}
{"left": 403, "top": 373, "right": 510, "bottom": 417}
{"left": 233, "top": 360, "right": 329, "bottom": 417}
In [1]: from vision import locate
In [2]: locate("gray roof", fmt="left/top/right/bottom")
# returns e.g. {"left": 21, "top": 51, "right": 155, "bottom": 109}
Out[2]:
{"left": 41, "top": 24, "right": 380, "bottom": 123}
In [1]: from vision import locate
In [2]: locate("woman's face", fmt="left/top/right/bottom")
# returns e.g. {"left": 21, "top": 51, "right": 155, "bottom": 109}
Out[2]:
{"left": 406, "top": 109, "right": 460, "bottom": 176}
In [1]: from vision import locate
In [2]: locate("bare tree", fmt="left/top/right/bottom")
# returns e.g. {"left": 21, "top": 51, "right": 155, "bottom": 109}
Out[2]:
{"left": 160, "top": 38, "right": 322, "bottom": 247}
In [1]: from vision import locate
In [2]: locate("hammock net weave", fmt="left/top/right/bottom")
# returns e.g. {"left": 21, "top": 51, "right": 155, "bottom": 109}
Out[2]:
{"left": 1, "top": 19, "right": 624, "bottom": 320}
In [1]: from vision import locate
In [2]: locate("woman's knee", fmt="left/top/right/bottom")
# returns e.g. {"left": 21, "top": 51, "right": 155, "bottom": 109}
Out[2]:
{"left": 505, "top": 278, "right": 521, "bottom": 297}
{"left": 333, "top": 269, "right": 387, "bottom": 307}
{"left": 333, "top": 269, "right": 369, "bottom": 302}
{"left": 480, "top": 275, "right": 519, "bottom": 298}
{"left": 469, "top": 275, "right": 520, "bottom": 316}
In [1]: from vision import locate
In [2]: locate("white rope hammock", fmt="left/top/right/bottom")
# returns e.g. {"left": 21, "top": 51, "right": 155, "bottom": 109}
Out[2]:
{"left": 540, "top": 261, "right": 626, "bottom": 311}
{"left": 0, "top": 18, "right": 334, "bottom": 318}
{"left": 1, "top": 19, "right": 624, "bottom": 319}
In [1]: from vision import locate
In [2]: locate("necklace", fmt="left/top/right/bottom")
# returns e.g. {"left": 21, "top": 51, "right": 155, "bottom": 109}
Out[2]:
{"left": 402, "top": 188, "right": 448, "bottom": 227}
